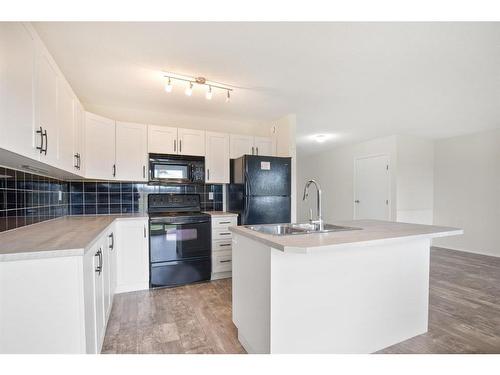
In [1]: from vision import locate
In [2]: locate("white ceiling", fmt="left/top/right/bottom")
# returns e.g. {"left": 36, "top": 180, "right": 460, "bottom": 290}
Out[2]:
{"left": 34, "top": 22, "right": 500, "bottom": 154}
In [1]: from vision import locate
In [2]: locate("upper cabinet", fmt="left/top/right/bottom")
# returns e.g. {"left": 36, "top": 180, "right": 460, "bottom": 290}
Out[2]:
{"left": 206, "top": 132, "right": 230, "bottom": 184}
{"left": 34, "top": 42, "right": 59, "bottom": 166}
{"left": 230, "top": 134, "right": 276, "bottom": 159}
{"left": 254, "top": 136, "right": 276, "bottom": 157}
{"left": 230, "top": 134, "right": 254, "bottom": 159}
{"left": 115, "top": 121, "right": 147, "bottom": 181}
{"left": 148, "top": 125, "right": 177, "bottom": 154}
{"left": 0, "top": 23, "right": 38, "bottom": 160}
{"left": 73, "top": 101, "right": 85, "bottom": 175}
{"left": 84, "top": 112, "right": 116, "bottom": 180}
{"left": 56, "top": 79, "right": 76, "bottom": 172}
{"left": 177, "top": 128, "right": 205, "bottom": 156}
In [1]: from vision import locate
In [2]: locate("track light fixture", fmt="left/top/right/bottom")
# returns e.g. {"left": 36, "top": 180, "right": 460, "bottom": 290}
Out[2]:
{"left": 163, "top": 72, "right": 233, "bottom": 102}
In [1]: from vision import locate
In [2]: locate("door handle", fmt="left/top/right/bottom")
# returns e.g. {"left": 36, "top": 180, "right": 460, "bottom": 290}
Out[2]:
{"left": 112, "top": 164, "right": 116, "bottom": 177}
{"left": 355, "top": 200, "right": 360, "bottom": 203}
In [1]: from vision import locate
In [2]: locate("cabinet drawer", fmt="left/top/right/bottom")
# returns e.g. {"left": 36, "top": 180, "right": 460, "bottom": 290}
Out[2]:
{"left": 212, "top": 216, "right": 237, "bottom": 228}
{"left": 212, "top": 228, "right": 233, "bottom": 241}
{"left": 212, "top": 250, "right": 232, "bottom": 273}
{"left": 212, "top": 240, "right": 232, "bottom": 252}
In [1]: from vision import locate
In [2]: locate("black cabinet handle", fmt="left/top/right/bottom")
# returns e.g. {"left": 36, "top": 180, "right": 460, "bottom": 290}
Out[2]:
{"left": 179, "top": 140, "right": 182, "bottom": 153}
{"left": 256, "top": 147, "right": 259, "bottom": 155}
{"left": 219, "top": 221, "right": 231, "bottom": 224}
{"left": 78, "top": 153, "right": 81, "bottom": 169}
{"left": 108, "top": 233, "right": 114, "bottom": 250}
{"left": 220, "top": 259, "right": 232, "bottom": 263}
{"left": 143, "top": 165, "right": 146, "bottom": 179}
{"left": 207, "top": 169, "right": 210, "bottom": 181}
{"left": 219, "top": 243, "right": 231, "bottom": 247}
{"left": 112, "top": 164, "right": 116, "bottom": 177}
{"left": 251, "top": 146, "right": 254, "bottom": 155}
{"left": 42, "top": 129, "right": 47, "bottom": 155}
{"left": 220, "top": 232, "right": 231, "bottom": 236}
{"left": 174, "top": 139, "right": 176, "bottom": 152}
{"left": 74, "top": 153, "right": 79, "bottom": 169}
{"left": 36, "top": 127, "right": 44, "bottom": 154}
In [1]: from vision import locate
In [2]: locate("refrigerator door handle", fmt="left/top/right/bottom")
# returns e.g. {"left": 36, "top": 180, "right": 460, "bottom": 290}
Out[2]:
{"left": 244, "top": 170, "right": 251, "bottom": 196}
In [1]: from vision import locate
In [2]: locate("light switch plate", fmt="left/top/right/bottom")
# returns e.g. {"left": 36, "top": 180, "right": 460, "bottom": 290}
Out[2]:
{"left": 208, "top": 192, "right": 214, "bottom": 200}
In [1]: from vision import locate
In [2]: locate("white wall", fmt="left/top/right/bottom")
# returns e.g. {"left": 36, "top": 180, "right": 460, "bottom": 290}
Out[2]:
{"left": 396, "top": 135, "right": 434, "bottom": 224}
{"left": 432, "top": 128, "right": 500, "bottom": 257}
{"left": 297, "top": 136, "right": 398, "bottom": 223}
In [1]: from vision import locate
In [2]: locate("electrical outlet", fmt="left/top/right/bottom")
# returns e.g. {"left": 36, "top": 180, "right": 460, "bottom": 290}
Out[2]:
{"left": 208, "top": 192, "right": 214, "bottom": 200}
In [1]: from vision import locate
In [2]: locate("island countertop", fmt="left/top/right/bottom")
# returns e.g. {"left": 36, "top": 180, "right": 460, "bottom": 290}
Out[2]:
{"left": 0, "top": 214, "right": 148, "bottom": 261}
{"left": 229, "top": 219, "right": 463, "bottom": 253}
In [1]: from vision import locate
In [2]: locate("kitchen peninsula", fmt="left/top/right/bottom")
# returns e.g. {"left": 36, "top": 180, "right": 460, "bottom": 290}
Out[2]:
{"left": 230, "top": 220, "right": 463, "bottom": 354}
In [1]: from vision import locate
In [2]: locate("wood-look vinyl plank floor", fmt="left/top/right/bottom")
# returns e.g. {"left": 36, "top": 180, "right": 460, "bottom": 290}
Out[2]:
{"left": 102, "top": 247, "right": 500, "bottom": 354}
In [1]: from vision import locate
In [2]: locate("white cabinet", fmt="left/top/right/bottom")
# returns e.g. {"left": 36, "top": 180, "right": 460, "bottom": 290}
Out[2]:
{"left": 148, "top": 125, "right": 177, "bottom": 154}
{"left": 230, "top": 134, "right": 254, "bottom": 159}
{"left": 205, "top": 131, "right": 230, "bottom": 184}
{"left": 84, "top": 112, "right": 116, "bottom": 180}
{"left": 73, "top": 101, "right": 85, "bottom": 174}
{"left": 92, "top": 244, "right": 105, "bottom": 352}
{"left": 0, "top": 23, "right": 38, "bottom": 159}
{"left": 230, "top": 134, "right": 276, "bottom": 158}
{"left": 178, "top": 128, "right": 205, "bottom": 156}
{"left": 254, "top": 136, "right": 276, "bottom": 157}
{"left": 210, "top": 214, "right": 238, "bottom": 280}
{"left": 35, "top": 43, "right": 58, "bottom": 165}
{"left": 56, "top": 79, "right": 76, "bottom": 172}
{"left": 116, "top": 218, "right": 149, "bottom": 293}
{"left": 115, "top": 121, "right": 147, "bottom": 181}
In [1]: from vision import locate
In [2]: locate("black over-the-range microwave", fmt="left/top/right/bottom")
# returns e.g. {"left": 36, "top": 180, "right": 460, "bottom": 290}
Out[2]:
{"left": 149, "top": 153, "right": 205, "bottom": 184}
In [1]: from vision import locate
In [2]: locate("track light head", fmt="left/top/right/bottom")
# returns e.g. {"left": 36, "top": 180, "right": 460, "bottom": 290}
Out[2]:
{"left": 185, "top": 82, "right": 193, "bottom": 96}
{"left": 206, "top": 86, "right": 213, "bottom": 100}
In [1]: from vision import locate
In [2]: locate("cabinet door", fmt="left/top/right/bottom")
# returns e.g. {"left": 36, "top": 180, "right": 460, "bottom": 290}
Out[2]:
{"left": 107, "top": 228, "right": 117, "bottom": 297}
{"left": 177, "top": 128, "right": 205, "bottom": 156}
{"left": 101, "top": 236, "right": 111, "bottom": 320}
{"left": 35, "top": 45, "right": 58, "bottom": 165}
{"left": 93, "top": 245, "right": 105, "bottom": 352}
{"left": 56, "top": 79, "right": 75, "bottom": 172}
{"left": 0, "top": 23, "right": 38, "bottom": 159}
{"left": 254, "top": 136, "right": 276, "bottom": 157}
{"left": 115, "top": 121, "right": 147, "bottom": 181}
{"left": 73, "top": 101, "right": 85, "bottom": 175}
{"left": 148, "top": 125, "right": 177, "bottom": 154}
{"left": 116, "top": 219, "right": 149, "bottom": 293}
{"left": 205, "top": 131, "right": 230, "bottom": 184}
{"left": 84, "top": 112, "right": 116, "bottom": 180}
{"left": 230, "top": 134, "right": 254, "bottom": 158}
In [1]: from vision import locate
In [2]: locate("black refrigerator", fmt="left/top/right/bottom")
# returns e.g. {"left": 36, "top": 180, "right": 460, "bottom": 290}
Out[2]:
{"left": 227, "top": 155, "right": 292, "bottom": 225}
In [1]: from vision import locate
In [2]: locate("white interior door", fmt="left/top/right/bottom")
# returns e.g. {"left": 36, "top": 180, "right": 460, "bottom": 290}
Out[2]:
{"left": 354, "top": 155, "right": 390, "bottom": 220}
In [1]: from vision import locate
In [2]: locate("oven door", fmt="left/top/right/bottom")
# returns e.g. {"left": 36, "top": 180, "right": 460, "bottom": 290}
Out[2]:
{"left": 150, "top": 162, "right": 192, "bottom": 183}
{"left": 149, "top": 218, "right": 211, "bottom": 263}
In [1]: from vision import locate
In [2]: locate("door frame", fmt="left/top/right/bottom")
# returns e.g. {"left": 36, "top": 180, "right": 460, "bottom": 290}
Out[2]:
{"left": 353, "top": 153, "right": 392, "bottom": 220}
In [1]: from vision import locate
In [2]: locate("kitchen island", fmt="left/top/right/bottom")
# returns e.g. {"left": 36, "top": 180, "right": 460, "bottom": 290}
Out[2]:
{"left": 229, "top": 220, "right": 462, "bottom": 354}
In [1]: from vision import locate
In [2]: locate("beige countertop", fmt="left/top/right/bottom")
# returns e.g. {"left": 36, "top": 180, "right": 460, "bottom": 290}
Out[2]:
{"left": 230, "top": 220, "right": 463, "bottom": 253}
{"left": 203, "top": 211, "right": 238, "bottom": 217}
{"left": 0, "top": 214, "right": 148, "bottom": 261}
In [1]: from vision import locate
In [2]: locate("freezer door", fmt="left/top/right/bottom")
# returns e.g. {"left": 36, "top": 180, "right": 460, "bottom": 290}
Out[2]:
{"left": 241, "top": 196, "right": 291, "bottom": 225}
{"left": 245, "top": 156, "right": 291, "bottom": 196}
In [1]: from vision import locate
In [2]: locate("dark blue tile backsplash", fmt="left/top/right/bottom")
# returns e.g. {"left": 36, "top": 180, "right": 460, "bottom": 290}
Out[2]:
{"left": 0, "top": 165, "right": 224, "bottom": 233}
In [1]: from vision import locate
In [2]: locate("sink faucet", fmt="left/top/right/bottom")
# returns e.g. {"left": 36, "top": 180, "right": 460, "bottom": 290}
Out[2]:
{"left": 302, "top": 179, "right": 324, "bottom": 231}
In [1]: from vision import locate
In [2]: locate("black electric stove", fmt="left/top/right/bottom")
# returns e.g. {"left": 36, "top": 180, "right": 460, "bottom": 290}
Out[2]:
{"left": 148, "top": 194, "right": 211, "bottom": 288}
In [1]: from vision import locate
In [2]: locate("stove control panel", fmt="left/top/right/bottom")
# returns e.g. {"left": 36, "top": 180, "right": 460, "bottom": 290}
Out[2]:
{"left": 148, "top": 193, "right": 201, "bottom": 212}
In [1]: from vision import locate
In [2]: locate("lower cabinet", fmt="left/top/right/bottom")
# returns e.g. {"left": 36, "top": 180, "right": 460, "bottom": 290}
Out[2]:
{"left": 210, "top": 214, "right": 238, "bottom": 280}
{"left": 0, "top": 217, "right": 149, "bottom": 354}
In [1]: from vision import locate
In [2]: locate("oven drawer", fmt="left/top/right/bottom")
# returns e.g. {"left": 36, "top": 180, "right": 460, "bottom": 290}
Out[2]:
{"left": 150, "top": 257, "right": 211, "bottom": 288}
{"left": 212, "top": 216, "right": 237, "bottom": 228}
{"left": 212, "top": 239, "right": 232, "bottom": 251}
{"left": 212, "top": 250, "right": 232, "bottom": 274}
{"left": 212, "top": 228, "right": 233, "bottom": 241}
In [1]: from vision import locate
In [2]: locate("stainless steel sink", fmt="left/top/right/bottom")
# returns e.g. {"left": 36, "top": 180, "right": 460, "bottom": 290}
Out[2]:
{"left": 246, "top": 223, "right": 361, "bottom": 236}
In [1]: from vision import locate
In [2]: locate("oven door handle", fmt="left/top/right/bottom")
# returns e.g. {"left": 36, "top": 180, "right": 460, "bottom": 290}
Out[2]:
{"left": 150, "top": 219, "right": 210, "bottom": 225}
